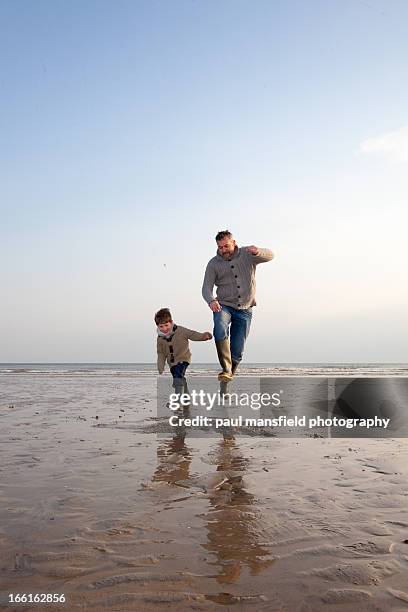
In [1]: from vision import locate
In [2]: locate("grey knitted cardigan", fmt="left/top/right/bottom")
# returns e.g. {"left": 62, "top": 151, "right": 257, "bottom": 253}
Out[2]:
{"left": 202, "top": 245, "right": 274, "bottom": 310}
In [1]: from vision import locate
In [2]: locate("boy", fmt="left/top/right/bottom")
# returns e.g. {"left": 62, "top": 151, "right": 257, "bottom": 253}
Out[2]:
{"left": 155, "top": 308, "right": 212, "bottom": 395}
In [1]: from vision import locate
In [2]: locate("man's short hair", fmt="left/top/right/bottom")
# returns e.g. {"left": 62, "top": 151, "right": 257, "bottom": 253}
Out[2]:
{"left": 154, "top": 308, "right": 172, "bottom": 325}
{"left": 215, "top": 230, "right": 233, "bottom": 242}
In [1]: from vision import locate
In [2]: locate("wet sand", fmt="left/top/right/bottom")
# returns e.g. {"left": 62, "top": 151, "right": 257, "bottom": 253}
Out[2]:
{"left": 1, "top": 373, "right": 408, "bottom": 610}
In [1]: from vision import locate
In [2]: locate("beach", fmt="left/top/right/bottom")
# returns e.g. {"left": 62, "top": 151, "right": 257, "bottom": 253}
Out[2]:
{"left": 1, "top": 365, "right": 408, "bottom": 611}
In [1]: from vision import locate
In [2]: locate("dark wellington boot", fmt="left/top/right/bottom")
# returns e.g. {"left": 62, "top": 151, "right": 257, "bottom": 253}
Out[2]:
{"left": 182, "top": 377, "right": 189, "bottom": 395}
{"left": 231, "top": 361, "right": 240, "bottom": 377}
{"left": 172, "top": 378, "right": 184, "bottom": 411}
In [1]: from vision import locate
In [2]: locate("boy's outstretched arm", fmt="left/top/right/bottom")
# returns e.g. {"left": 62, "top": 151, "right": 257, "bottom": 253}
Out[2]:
{"left": 157, "top": 339, "right": 166, "bottom": 374}
{"left": 184, "top": 328, "right": 212, "bottom": 341}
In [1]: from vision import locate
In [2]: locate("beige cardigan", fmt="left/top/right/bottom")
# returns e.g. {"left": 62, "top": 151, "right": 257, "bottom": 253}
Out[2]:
{"left": 157, "top": 324, "right": 208, "bottom": 373}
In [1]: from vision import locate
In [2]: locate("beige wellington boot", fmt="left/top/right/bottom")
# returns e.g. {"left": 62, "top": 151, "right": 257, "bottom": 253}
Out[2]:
{"left": 215, "top": 339, "right": 233, "bottom": 382}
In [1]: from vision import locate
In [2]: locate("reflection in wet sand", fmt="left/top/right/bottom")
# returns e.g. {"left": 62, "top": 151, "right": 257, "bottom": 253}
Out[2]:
{"left": 152, "top": 430, "right": 192, "bottom": 486}
{"left": 151, "top": 423, "right": 274, "bottom": 589}
{"left": 200, "top": 440, "right": 275, "bottom": 584}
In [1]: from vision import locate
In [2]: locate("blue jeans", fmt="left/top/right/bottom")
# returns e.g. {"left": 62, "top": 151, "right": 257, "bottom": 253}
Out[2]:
{"left": 170, "top": 361, "right": 189, "bottom": 392}
{"left": 170, "top": 361, "right": 189, "bottom": 380}
{"left": 213, "top": 305, "right": 252, "bottom": 364}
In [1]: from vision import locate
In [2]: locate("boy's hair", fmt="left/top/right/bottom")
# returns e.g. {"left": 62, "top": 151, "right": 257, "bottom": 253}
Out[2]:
{"left": 215, "top": 230, "right": 233, "bottom": 242}
{"left": 154, "top": 308, "right": 172, "bottom": 325}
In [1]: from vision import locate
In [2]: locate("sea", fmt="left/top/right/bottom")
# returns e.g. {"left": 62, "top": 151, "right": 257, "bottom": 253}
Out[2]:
{"left": 1, "top": 362, "right": 408, "bottom": 377}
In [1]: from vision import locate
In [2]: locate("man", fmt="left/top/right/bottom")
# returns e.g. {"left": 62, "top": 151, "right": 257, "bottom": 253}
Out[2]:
{"left": 202, "top": 230, "right": 274, "bottom": 381}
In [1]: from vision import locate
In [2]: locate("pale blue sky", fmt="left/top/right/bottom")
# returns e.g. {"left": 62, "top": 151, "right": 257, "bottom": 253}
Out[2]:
{"left": 1, "top": 0, "right": 407, "bottom": 362}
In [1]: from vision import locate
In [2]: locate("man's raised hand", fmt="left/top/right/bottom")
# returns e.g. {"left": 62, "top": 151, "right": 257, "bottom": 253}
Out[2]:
{"left": 246, "top": 245, "right": 259, "bottom": 255}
